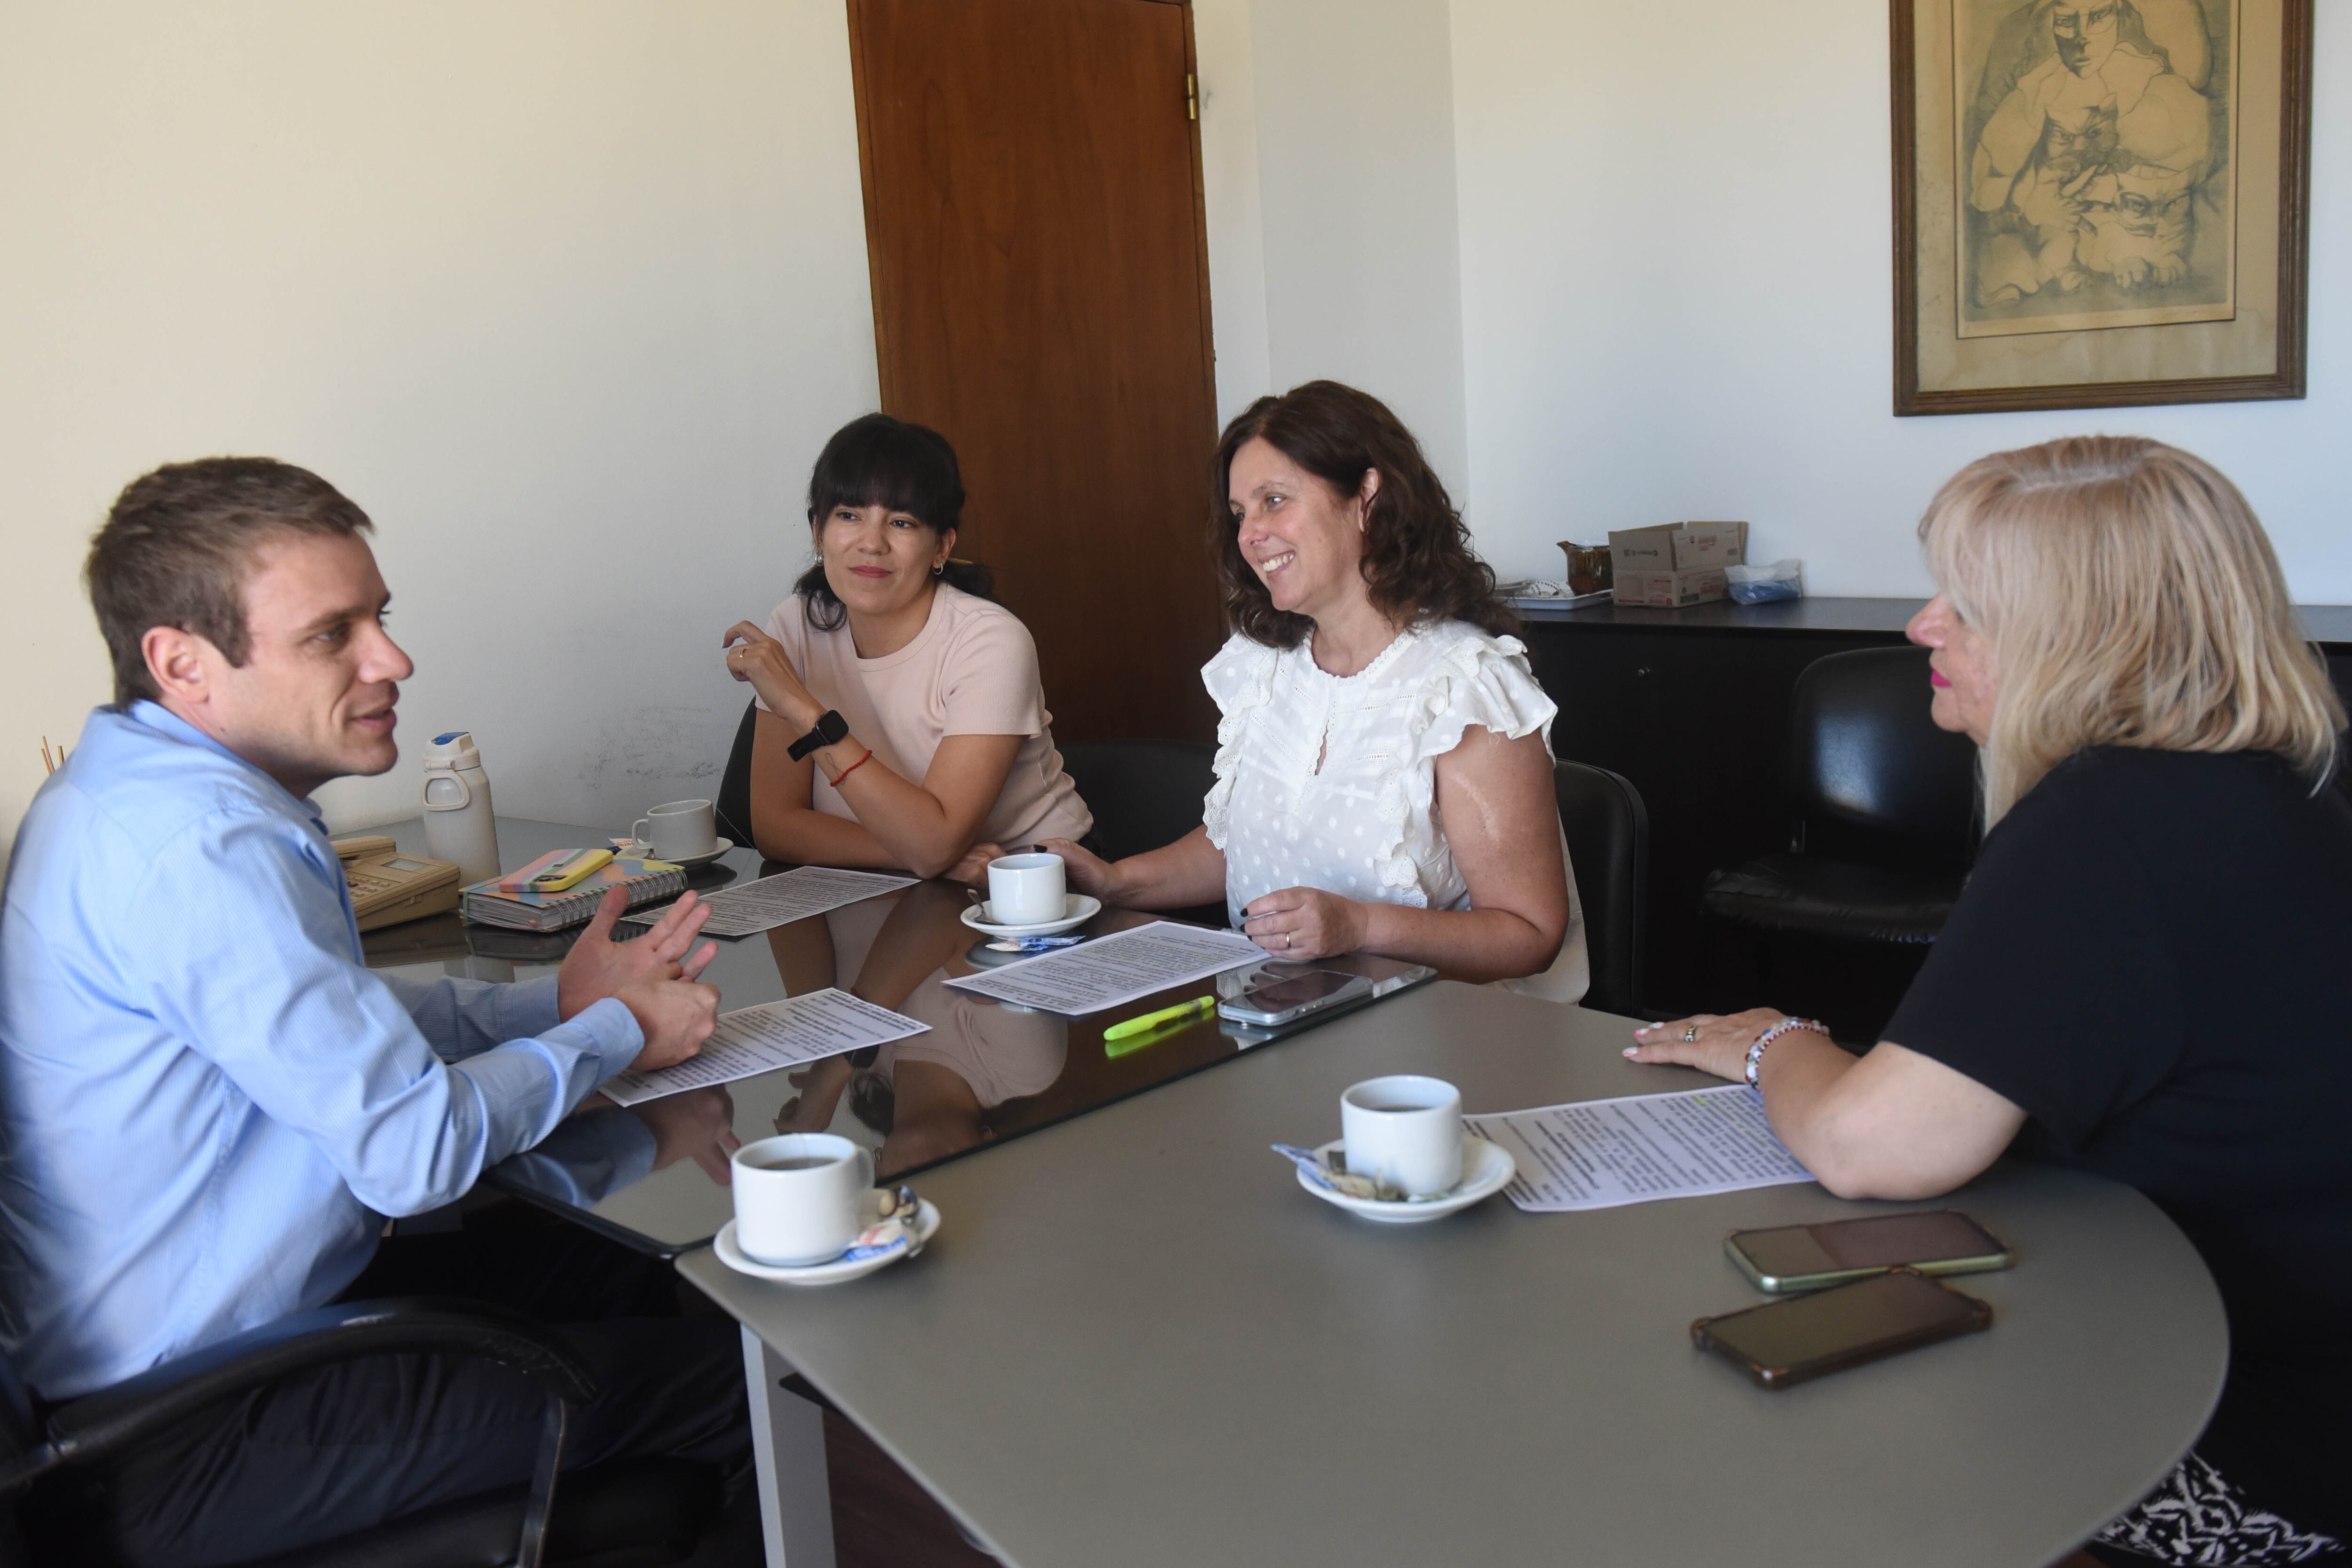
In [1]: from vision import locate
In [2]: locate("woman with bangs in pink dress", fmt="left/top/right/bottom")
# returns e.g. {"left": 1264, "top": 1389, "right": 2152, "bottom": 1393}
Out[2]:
{"left": 722, "top": 414, "right": 1091, "bottom": 880}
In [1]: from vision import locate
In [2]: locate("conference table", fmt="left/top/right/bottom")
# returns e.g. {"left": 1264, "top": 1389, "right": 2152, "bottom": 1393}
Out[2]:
{"left": 365, "top": 817, "right": 2227, "bottom": 1568}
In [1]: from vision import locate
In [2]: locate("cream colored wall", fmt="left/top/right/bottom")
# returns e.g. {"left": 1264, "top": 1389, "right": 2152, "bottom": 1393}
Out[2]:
{"left": 1448, "top": 0, "right": 2352, "bottom": 598}
{"left": 0, "top": 1, "right": 880, "bottom": 845}
{"left": 1239, "top": 0, "right": 1471, "bottom": 493}
{"left": 15, "top": 1, "right": 2337, "bottom": 855}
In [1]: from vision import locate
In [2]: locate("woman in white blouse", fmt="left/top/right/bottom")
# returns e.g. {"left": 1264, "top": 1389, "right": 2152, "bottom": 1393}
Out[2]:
{"left": 1013, "top": 380, "right": 1588, "bottom": 998}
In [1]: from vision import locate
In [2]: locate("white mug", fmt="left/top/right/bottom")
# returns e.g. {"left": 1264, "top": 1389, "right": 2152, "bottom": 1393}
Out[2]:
{"left": 731, "top": 1133, "right": 872, "bottom": 1266}
{"left": 633, "top": 799, "right": 718, "bottom": 861}
{"left": 987, "top": 852, "right": 1066, "bottom": 926}
{"left": 1342, "top": 1075, "right": 1464, "bottom": 1198}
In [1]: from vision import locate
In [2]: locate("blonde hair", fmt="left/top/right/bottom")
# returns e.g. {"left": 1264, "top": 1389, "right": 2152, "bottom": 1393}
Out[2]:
{"left": 1918, "top": 436, "right": 2342, "bottom": 825}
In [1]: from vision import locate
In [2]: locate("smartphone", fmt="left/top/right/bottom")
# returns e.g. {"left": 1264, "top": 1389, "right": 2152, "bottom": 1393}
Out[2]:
{"left": 1724, "top": 1210, "right": 2010, "bottom": 1293}
{"left": 1692, "top": 1268, "right": 1993, "bottom": 1389}
{"left": 1216, "top": 966, "right": 1373, "bottom": 1027}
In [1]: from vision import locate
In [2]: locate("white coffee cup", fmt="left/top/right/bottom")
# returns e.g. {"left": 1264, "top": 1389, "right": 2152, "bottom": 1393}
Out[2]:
{"left": 633, "top": 799, "right": 718, "bottom": 861}
{"left": 1341, "top": 1075, "right": 1464, "bottom": 1198}
{"left": 731, "top": 1133, "right": 872, "bottom": 1266}
{"left": 987, "top": 851, "right": 1066, "bottom": 926}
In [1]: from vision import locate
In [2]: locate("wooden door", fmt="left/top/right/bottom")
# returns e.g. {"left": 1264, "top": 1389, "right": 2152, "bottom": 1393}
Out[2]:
{"left": 848, "top": 0, "right": 1222, "bottom": 743}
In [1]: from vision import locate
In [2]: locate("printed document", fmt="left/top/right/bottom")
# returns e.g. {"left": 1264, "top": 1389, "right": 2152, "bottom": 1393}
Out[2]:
{"left": 944, "top": 920, "right": 1265, "bottom": 1015}
{"left": 1464, "top": 1085, "right": 1814, "bottom": 1212}
{"left": 601, "top": 988, "right": 927, "bottom": 1106}
{"left": 629, "top": 866, "right": 917, "bottom": 938}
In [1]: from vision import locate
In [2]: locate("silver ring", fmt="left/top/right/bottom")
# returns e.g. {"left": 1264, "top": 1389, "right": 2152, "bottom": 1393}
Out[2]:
{"left": 1681, "top": 1025, "right": 1700, "bottom": 1042}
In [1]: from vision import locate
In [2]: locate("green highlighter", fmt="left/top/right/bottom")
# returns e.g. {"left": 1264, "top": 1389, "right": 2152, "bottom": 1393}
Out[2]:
{"left": 1102, "top": 994, "right": 1216, "bottom": 1057}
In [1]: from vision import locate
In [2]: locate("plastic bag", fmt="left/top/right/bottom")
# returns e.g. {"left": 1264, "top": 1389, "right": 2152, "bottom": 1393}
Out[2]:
{"left": 1725, "top": 558, "right": 1804, "bottom": 604}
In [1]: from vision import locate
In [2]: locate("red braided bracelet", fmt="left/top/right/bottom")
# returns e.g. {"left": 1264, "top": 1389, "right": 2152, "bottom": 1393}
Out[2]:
{"left": 828, "top": 747, "right": 874, "bottom": 788}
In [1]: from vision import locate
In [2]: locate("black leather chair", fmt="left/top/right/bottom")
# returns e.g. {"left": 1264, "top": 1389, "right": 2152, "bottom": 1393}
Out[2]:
{"left": 714, "top": 701, "right": 760, "bottom": 852}
{"left": 1057, "top": 739, "right": 1224, "bottom": 925}
{"left": 0, "top": 1299, "right": 720, "bottom": 1568}
{"left": 1702, "top": 646, "right": 1979, "bottom": 947}
{"left": 1056, "top": 739, "right": 1216, "bottom": 862}
{"left": 1554, "top": 761, "right": 1648, "bottom": 1016}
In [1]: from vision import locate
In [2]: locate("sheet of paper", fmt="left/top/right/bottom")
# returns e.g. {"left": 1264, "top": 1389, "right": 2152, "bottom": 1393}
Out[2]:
{"left": 943, "top": 920, "right": 1265, "bottom": 1015}
{"left": 600, "top": 988, "right": 928, "bottom": 1107}
{"left": 628, "top": 865, "right": 917, "bottom": 938}
{"left": 1463, "top": 1085, "right": 1814, "bottom": 1213}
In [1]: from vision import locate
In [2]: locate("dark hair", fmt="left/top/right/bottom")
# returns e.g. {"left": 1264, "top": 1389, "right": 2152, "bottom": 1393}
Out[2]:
{"left": 1212, "top": 381, "right": 1515, "bottom": 649}
{"left": 84, "top": 458, "right": 374, "bottom": 705}
{"left": 794, "top": 413, "right": 996, "bottom": 631}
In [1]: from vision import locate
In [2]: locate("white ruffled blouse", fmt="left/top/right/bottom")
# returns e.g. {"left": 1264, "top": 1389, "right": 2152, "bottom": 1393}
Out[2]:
{"left": 1200, "top": 620, "right": 1589, "bottom": 1002}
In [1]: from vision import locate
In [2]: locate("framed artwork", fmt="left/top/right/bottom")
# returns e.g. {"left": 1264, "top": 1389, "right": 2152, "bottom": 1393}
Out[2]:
{"left": 1892, "top": 0, "right": 2312, "bottom": 414}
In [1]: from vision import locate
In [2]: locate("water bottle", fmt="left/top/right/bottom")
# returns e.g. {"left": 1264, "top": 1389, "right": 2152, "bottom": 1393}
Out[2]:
{"left": 421, "top": 730, "right": 501, "bottom": 884}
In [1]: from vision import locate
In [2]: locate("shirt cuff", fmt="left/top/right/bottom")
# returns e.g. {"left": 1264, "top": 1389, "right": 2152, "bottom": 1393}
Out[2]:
{"left": 501, "top": 974, "right": 565, "bottom": 1039}
{"left": 545, "top": 995, "right": 645, "bottom": 1088}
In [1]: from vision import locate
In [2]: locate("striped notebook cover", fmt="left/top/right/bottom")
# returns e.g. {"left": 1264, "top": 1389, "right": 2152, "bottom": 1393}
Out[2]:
{"left": 461, "top": 854, "right": 688, "bottom": 933}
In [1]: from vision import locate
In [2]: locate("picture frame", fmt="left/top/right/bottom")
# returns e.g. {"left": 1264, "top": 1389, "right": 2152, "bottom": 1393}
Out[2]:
{"left": 1892, "top": 0, "right": 2312, "bottom": 415}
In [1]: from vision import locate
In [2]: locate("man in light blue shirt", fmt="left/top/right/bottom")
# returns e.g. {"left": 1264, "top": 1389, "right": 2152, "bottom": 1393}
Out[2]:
{"left": 0, "top": 458, "right": 748, "bottom": 1562}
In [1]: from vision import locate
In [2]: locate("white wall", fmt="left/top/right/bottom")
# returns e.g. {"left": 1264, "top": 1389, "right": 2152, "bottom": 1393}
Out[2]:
{"left": 10, "top": 0, "right": 2343, "bottom": 851}
{"left": 0, "top": 1, "right": 879, "bottom": 841}
{"left": 1194, "top": 0, "right": 1276, "bottom": 427}
{"left": 1241, "top": 0, "right": 1472, "bottom": 494}
{"left": 1449, "top": 0, "right": 2352, "bottom": 600}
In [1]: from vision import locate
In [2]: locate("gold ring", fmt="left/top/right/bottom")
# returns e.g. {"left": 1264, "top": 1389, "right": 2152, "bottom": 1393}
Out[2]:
{"left": 1681, "top": 1025, "right": 1700, "bottom": 1042}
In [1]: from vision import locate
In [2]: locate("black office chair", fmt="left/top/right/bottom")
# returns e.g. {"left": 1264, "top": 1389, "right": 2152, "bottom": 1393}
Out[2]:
{"left": 1056, "top": 739, "right": 1224, "bottom": 925}
{"left": 0, "top": 1299, "right": 720, "bottom": 1568}
{"left": 1055, "top": 739, "right": 1215, "bottom": 862}
{"left": 1702, "top": 646, "right": 1979, "bottom": 946}
{"left": 714, "top": 701, "right": 760, "bottom": 852}
{"left": 1554, "top": 761, "right": 1648, "bottom": 1016}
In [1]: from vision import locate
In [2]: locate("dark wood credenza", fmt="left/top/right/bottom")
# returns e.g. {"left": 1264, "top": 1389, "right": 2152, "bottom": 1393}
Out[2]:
{"left": 1518, "top": 597, "right": 2352, "bottom": 1017}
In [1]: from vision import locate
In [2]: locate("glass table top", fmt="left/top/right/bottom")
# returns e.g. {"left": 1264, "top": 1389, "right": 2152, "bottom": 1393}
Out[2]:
{"left": 363, "top": 818, "right": 1431, "bottom": 1255}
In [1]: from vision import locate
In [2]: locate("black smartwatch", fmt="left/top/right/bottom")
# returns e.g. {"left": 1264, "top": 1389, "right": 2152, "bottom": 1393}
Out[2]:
{"left": 787, "top": 709, "right": 850, "bottom": 762}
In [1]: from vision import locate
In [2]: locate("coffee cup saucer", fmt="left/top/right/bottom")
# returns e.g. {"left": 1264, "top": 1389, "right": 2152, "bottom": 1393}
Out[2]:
{"left": 1295, "top": 1137, "right": 1516, "bottom": 1225}
{"left": 714, "top": 1192, "right": 940, "bottom": 1285}
{"left": 619, "top": 837, "right": 732, "bottom": 870}
{"left": 960, "top": 894, "right": 1100, "bottom": 938}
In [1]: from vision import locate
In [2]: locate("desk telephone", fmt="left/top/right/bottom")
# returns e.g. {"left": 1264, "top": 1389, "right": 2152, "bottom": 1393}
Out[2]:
{"left": 331, "top": 835, "right": 463, "bottom": 932}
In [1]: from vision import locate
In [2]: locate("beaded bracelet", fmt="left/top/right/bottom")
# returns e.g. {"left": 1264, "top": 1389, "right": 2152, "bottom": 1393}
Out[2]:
{"left": 1744, "top": 1016, "right": 1829, "bottom": 1088}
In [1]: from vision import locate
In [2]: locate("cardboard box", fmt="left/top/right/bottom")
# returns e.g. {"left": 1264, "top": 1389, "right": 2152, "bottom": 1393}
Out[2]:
{"left": 1607, "top": 521, "right": 1750, "bottom": 576}
{"left": 1613, "top": 566, "right": 1729, "bottom": 608}
{"left": 1606, "top": 524, "right": 1681, "bottom": 574}
{"left": 1670, "top": 521, "right": 1748, "bottom": 569}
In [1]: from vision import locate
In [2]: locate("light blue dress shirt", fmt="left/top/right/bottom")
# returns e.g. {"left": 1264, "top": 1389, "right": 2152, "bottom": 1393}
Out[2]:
{"left": 0, "top": 703, "right": 644, "bottom": 1399}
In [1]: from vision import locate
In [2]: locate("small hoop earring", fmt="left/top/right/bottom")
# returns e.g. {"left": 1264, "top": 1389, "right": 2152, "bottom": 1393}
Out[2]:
{"left": 931, "top": 561, "right": 946, "bottom": 577}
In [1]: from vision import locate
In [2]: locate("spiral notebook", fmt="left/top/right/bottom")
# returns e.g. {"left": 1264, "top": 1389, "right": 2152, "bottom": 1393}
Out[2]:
{"left": 461, "top": 851, "right": 688, "bottom": 933}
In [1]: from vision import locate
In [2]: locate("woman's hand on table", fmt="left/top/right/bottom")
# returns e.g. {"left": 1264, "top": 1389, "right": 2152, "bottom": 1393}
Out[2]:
{"left": 723, "top": 620, "right": 822, "bottom": 730}
{"left": 557, "top": 888, "right": 716, "bottom": 1021}
{"left": 1241, "top": 887, "right": 1369, "bottom": 960}
{"left": 951, "top": 837, "right": 1120, "bottom": 901}
{"left": 948, "top": 841, "right": 1005, "bottom": 887}
{"left": 1624, "top": 1007, "right": 1788, "bottom": 1082}
{"left": 1038, "top": 837, "right": 1117, "bottom": 899}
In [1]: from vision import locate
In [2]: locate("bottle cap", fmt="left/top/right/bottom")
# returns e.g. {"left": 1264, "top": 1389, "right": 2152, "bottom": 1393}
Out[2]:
{"left": 421, "top": 730, "right": 481, "bottom": 772}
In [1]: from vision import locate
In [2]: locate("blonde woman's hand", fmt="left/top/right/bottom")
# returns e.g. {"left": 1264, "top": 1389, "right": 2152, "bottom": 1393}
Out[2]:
{"left": 723, "top": 621, "right": 823, "bottom": 731}
{"left": 1240, "top": 887, "right": 1368, "bottom": 961}
{"left": 1624, "top": 1007, "right": 1788, "bottom": 1083}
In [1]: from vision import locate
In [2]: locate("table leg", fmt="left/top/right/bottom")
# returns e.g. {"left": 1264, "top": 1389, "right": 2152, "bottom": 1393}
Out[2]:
{"left": 741, "top": 1324, "right": 836, "bottom": 1568}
